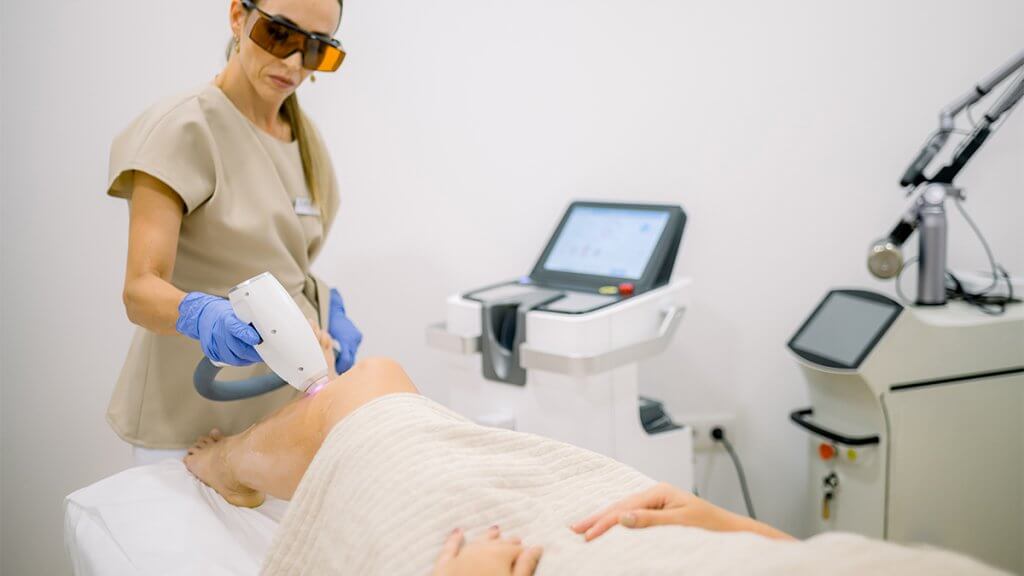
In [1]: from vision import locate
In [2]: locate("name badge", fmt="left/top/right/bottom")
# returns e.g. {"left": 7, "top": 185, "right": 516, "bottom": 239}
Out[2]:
{"left": 294, "top": 197, "right": 320, "bottom": 217}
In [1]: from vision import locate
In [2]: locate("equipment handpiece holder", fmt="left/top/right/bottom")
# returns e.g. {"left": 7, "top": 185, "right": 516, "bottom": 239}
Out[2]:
{"left": 193, "top": 272, "right": 331, "bottom": 401}
{"left": 868, "top": 49, "right": 1024, "bottom": 305}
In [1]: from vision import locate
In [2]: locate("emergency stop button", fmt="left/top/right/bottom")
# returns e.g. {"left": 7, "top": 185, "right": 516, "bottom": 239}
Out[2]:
{"left": 818, "top": 443, "right": 836, "bottom": 461}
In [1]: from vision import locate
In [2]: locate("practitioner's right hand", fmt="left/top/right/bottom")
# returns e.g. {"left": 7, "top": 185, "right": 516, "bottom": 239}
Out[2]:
{"left": 176, "top": 292, "right": 262, "bottom": 366}
{"left": 433, "top": 526, "right": 542, "bottom": 576}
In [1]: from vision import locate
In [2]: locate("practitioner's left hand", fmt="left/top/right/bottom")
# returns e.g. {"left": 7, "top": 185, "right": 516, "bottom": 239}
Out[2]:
{"left": 328, "top": 288, "right": 362, "bottom": 375}
{"left": 433, "top": 526, "right": 542, "bottom": 576}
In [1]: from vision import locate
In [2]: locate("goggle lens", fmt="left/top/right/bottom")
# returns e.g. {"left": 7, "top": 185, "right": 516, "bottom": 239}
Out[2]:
{"left": 249, "top": 14, "right": 346, "bottom": 72}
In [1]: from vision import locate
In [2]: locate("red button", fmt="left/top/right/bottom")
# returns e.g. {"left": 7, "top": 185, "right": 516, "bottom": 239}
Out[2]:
{"left": 618, "top": 283, "right": 635, "bottom": 296}
{"left": 818, "top": 443, "right": 836, "bottom": 461}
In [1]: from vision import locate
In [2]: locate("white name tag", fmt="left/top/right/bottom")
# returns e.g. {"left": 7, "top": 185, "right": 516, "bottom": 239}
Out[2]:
{"left": 294, "top": 197, "right": 320, "bottom": 217}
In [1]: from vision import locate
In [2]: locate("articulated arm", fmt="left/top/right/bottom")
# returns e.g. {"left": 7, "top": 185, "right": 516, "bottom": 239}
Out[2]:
{"left": 900, "top": 49, "right": 1024, "bottom": 188}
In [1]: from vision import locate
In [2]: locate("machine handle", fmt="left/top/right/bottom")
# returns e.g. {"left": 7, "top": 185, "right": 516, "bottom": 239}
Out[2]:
{"left": 425, "top": 322, "right": 481, "bottom": 354}
{"left": 516, "top": 305, "right": 686, "bottom": 377}
{"left": 193, "top": 357, "right": 288, "bottom": 401}
{"left": 789, "top": 408, "right": 880, "bottom": 446}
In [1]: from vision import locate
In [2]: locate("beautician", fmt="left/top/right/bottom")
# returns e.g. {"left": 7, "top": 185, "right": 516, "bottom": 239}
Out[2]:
{"left": 106, "top": 0, "right": 360, "bottom": 464}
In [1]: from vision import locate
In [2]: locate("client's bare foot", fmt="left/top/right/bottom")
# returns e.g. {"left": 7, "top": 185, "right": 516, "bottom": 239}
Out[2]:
{"left": 184, "top": 429, "right": 266, "bottom": 508}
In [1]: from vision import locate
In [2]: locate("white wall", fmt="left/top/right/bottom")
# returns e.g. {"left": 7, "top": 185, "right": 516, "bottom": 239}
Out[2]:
{"left": 2, "top": 1, "right": 1022, "bottom": 574}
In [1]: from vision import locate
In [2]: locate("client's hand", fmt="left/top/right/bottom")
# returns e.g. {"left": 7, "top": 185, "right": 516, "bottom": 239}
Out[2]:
{"left": 571, "top": 483, "right": 794, "bottom": 542}
{"left": 433, "top": 526, "right": 542, "bottom": 576}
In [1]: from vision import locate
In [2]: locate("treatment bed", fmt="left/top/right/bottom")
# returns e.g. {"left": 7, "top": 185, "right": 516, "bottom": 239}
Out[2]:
{"left": 65, "top": 460, "right": 285, "bottom": 575}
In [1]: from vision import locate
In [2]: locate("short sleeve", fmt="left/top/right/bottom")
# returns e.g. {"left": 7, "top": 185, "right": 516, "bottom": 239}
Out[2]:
{"left": 107, "top": 94, "right": 217, "bottom": 214}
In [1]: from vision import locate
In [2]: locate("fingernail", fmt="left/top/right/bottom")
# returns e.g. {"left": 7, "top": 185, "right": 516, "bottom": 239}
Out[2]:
{"left": 620, "top": 513, "right": 636, "bottom": 527}
{"left": 451, "top": 528, "right": 461, "bottom": 535}
{"left": 490, "top": 524, "right": 499, "bottom": 531}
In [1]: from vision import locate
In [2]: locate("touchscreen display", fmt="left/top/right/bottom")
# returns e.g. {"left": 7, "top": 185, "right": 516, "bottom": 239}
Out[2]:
{"left": 542, "top": 206, "right": 670, "bottom": 280}
{"left": 790, "top": 291, "right": 900, "bottom": 368}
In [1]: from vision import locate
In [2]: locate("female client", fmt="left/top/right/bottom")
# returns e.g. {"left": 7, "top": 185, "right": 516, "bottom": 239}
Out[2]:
{"left": 184, "top": 329, "right": 998, "bottom": 576}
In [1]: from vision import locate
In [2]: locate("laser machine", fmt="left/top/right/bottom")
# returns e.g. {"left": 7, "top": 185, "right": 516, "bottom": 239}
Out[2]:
{"left": 788, "top": 50, "right": 1024, "bottom": 573}
{"left": 427, "top": 201, "right": 694, "bottom": 489}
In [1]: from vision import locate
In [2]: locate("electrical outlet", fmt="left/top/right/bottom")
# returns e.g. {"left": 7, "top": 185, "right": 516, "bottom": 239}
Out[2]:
{"left": 680, "top": 413, "right": 736, "bottom": 451}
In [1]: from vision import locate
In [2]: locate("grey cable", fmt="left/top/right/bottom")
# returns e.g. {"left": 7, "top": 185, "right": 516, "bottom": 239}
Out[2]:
{"left": 966, "top": 101, "right": 978, "bottom": 128}
{"left": 714, "top": 432, "right": 757, "bottom": 520}
{"left": 952, "top": 197, "right": 1000, "bottom": 294}
{"left": 895, "top": 256, "right": 920, "bottom": 305}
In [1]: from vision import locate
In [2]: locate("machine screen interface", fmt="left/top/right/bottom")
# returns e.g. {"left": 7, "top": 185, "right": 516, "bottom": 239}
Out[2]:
{"left": 789, "top": 291, "right": 902, "bottom": 369}
{"left": 542, "top": 207, "right": 670, "bottom": 280}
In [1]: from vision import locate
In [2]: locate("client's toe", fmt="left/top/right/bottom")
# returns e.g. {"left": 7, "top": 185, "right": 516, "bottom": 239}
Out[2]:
{"left": 184, "top": 433, "right": 265, "bottom": 508}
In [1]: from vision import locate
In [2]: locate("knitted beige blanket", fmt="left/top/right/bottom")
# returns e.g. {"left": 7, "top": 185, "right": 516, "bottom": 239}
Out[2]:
{"left": 262, "top": 394, "right": 1003, "bottom": 575}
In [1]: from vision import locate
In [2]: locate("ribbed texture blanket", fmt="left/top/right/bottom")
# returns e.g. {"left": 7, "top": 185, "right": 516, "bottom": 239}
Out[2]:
{"left": 263, "top": 394, "right": 1003, "bottom": 575}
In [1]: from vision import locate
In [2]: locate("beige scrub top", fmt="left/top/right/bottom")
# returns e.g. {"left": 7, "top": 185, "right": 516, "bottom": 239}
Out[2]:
{"left": 106, "top": 83, "right": 340, "bottom": 449}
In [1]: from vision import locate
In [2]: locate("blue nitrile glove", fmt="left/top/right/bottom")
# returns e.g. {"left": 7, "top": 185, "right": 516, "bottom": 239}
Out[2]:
{"left": 176, "top": 292, "right": 263, "bottom": 366}
{"left": 328, "top": 288, "right": 362, "bottom": 374}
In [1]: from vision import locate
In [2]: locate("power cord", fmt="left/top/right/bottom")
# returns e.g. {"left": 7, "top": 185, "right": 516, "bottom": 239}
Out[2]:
{"left": 711, "top": 426, "right": 756, "bottom": 520}
{"left": 946, "top": 267, "right": 1016, "bottom": 315}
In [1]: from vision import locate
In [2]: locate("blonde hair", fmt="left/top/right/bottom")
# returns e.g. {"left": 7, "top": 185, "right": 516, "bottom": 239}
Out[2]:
{"left": 227, "top": 0, "right": 342, "bottom": 213}
{"left": 281, "top": 94, "right": 322, "bottom": 212}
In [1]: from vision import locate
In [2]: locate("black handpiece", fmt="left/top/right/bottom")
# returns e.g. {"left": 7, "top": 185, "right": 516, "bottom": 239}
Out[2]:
{"left": 900, "top": 131, "right": 949, "bottom": 187}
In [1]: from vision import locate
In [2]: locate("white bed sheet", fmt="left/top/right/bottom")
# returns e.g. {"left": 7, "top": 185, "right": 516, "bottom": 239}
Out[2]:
{"left": 64, "top": 459, "right": 288, "bottom": 576}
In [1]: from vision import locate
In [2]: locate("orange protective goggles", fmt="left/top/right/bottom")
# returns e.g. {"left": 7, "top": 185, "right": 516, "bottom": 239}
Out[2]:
{"left": 242, "top": 0, "right": 346, "bottom": 72}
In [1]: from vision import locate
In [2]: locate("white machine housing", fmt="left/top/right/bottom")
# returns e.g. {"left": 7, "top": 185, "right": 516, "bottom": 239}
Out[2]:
{"left": 789, "top": 290, "right": 1024, "bottom": 574}
{"left": 228, "top": 272, "right": 329, "bottom": 393}
{"left": 428, "top": 278, "right": 694, "bottom": 491}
